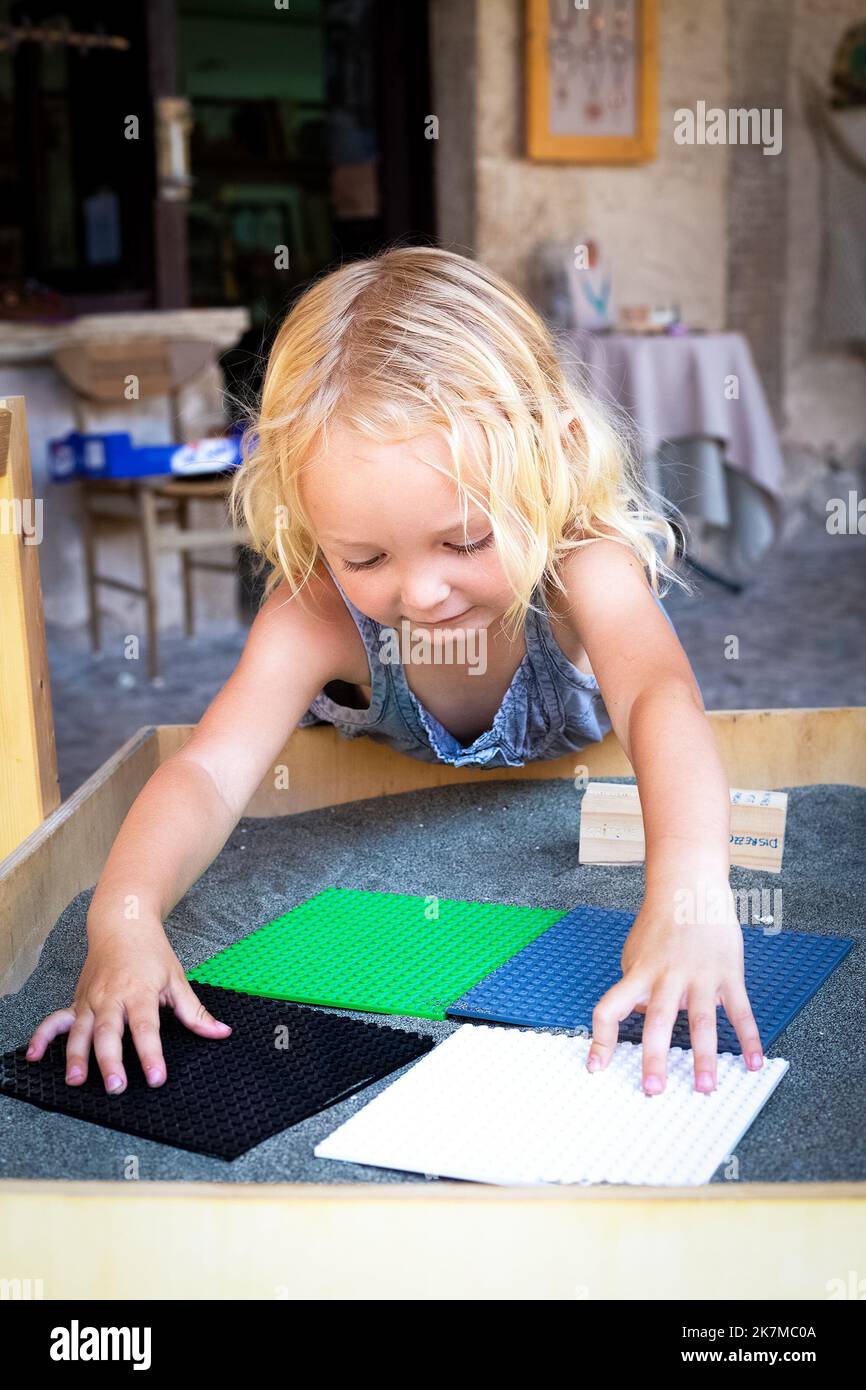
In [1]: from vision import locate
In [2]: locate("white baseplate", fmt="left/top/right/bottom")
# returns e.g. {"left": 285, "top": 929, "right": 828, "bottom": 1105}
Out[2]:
{"left": 315, "top": 1025, "right": 789, "bottom": 1186}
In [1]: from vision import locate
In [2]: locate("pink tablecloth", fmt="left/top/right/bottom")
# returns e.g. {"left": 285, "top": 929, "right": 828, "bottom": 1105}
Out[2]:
{"left": 570, "top": 330, "right": 785, "bottom": 497}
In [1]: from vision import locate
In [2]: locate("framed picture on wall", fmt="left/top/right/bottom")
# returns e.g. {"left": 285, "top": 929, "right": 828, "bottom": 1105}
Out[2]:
{"left": 526, "top": 0, "right": 658, "bottom": 163}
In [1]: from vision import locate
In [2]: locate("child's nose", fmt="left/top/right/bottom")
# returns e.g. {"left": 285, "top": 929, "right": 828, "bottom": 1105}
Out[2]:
{"left": 399, "top": 567, "right": 451, "bottom": 616}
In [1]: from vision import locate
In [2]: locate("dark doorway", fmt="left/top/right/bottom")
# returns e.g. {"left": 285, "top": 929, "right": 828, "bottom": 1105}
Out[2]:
{"left": 180, "top": 0, "right": 436, "bottom": 328}
{"left": 328, "top": 0, "right": 437, "bottom": 259}
{"left": 195, "top": 0, "right": 438, "bottom": 614}
{"left": 188, "top": 0, "right": 437, "bottom": 405}
{"left": 0, "top": 0, "right": 156, "bottom": 315}
{"left": 0, "top": 0, "right": 436, "bottom": 323}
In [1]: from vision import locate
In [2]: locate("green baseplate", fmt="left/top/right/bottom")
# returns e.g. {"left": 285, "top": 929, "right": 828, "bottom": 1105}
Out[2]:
{"left": 186, "top": 887, "right": 565, "bottom": 1021}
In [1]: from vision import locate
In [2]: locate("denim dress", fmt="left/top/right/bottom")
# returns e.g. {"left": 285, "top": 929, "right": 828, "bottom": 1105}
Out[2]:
{"left": 297, "top": 558, "right": 677, "bottom": 770}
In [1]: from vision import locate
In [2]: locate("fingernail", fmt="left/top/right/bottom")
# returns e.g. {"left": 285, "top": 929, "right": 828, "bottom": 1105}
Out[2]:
{"left": 643, "top": 1075, "right": 663, "bottom": 1094}
{"left": 106, "top": 1074, "right": 124, "bottom": 1093}
{"left": 587, "top": 1054, "right": 601, "bottom": 1072}
{"left": 25, "top": 1047, "right": 36, "bottom": 1060}
{"left": 748, "top": 1052, "right": 764, "bottom": 1070}
{"left": 697, "top": 1071, "right": 715, "bottom": 1092}
{"left": 146, "top": 1067, "right": 164, "bottom": 1086}
{"left": 66, "top": 1066, "right": 83, "bottom": 1082}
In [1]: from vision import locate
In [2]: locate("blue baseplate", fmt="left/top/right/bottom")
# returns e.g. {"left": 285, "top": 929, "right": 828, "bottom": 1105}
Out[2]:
{"left": 447, "top": 905, "right": 855, "bottom": 1052}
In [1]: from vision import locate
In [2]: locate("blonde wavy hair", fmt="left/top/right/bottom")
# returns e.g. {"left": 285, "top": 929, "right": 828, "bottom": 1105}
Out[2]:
{"left": 230, "top": 243, "right": 689, "bottom": 640}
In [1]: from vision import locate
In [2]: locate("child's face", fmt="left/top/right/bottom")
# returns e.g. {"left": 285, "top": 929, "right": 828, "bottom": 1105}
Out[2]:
{"left": 302, "top": 425, "right": 517, "bottom": 631}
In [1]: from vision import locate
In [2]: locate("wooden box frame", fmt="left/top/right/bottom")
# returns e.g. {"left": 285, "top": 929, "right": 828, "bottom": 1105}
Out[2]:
{"left": 526, "top": 0, "right": 658, "bottom": 164}
{"left": 1, "top": 710, "right": 864, "bottom": 1299}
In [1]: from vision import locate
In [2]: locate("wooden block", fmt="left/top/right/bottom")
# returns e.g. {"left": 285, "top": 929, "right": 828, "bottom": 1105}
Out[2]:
{"left": 579, "top": 782, "right": 787, "bottom": 873}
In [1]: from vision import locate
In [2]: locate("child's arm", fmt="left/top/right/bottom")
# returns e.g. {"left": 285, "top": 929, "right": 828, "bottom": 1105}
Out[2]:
{"left": 558, "top": 539, "right": 763, "bottom": 1094}
{"left": 26, "top": 574, "right": 353, "bottom": 1093}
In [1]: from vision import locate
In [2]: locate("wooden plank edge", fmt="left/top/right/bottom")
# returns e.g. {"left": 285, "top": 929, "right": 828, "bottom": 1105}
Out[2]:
{"left": 1, "top": 1177, "right": 863, "bottom": 1300}
{"left": 0, "top": 1177, "right": 863, "bottom": 1202}
{"left": 0, "top": 726, "right": 161, "bottom": 994}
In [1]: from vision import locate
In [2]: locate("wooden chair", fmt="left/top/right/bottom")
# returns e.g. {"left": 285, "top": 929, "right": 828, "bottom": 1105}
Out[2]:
{"left": 53, "top": 335, "right": 213, "bottom": 442}
{"left": 79, "top": 474, "right": 250, "bottom": 680}
{"left": 53, "top": 337, "right": 251, "bottom": 679}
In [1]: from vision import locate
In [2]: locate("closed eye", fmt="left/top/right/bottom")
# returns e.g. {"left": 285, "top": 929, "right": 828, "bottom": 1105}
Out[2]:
{"left": 340, "top": 531, "right": 494, "bottom": 573}
{"left": 451, "top": 530, "right": 494, "bottom": 556}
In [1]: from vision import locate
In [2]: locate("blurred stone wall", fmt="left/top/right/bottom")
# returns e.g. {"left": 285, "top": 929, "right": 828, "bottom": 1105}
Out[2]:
{"left": 429, "top": 0, "right": 866, "bottom": 502}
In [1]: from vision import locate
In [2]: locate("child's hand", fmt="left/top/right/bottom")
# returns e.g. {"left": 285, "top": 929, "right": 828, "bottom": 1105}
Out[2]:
{"left": 24, "top": 922, "right": 232, "bottom": 1094}
{"left": 586, "top": 878, "right": 764, "bottom": 1094}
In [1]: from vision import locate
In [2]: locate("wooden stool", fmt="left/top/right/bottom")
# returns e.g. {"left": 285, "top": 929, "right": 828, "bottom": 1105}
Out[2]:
{"left": 80, "top": 474, "right": 251, "bottom": 680}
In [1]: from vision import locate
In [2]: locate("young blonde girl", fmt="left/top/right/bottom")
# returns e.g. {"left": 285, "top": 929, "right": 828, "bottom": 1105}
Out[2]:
{"left": 27, "top": 246, "right": 763, "bottom": 1100}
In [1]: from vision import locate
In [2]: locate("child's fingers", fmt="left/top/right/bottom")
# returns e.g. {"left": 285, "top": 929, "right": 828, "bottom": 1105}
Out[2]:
{"left": 25, "top": 1007, "right": 78, "bottom": 1062}
{"left": 638, "top": 980, "right": 685, "bottom": 1094}
{"left": 91, "top": 1002, "right": 129, "bottom": 1094}
{"left": 687, "top": 991, "right": 719, "bottom": 1092}
{"left": 170, "top": 980, "right": 233, "bottom": 1039}
{"left": 720, "top": 978, "right": 764, "bottom": 1071}
{"left": 588, "top": 976, "right": 648, "bottom": 1072}
{"left": 127, "top": 999, "right": 169, "bottom": 1088}
{"left": 64, "top": 1009, "right": 97, "bottom": 1085}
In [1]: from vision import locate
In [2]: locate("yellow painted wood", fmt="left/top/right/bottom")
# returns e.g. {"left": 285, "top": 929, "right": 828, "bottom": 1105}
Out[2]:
{"left": 0, "top": 397, "right": 59, "bottom": 861}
